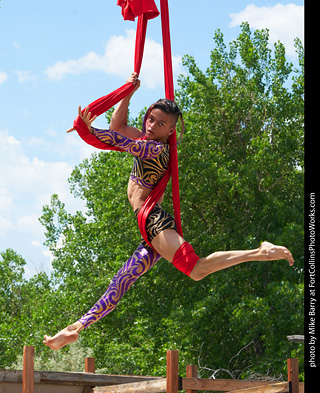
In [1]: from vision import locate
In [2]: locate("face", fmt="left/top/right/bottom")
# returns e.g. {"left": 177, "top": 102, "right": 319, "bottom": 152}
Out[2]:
{"left": 145, "top": 108, "right": 176, "bottom": 143}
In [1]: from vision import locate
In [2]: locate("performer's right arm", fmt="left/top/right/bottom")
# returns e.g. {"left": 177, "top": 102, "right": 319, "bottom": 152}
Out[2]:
{"left": 68, "top": 105, "right": 162, "bottom": 158}
{"left": 109, "top": 73, "right": 142, "bottom": 139}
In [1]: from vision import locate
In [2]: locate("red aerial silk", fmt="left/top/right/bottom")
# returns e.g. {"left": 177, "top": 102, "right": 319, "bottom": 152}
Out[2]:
{"left": 117, "top": 0, "right": 160, "bottom": 21}
{"left": 73, "top": 0, "right": 182, "bottom": 248}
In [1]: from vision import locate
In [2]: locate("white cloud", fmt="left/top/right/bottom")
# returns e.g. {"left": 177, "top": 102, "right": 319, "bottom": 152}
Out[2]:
{"left": 0, "top": 187, "right": 13, "bottom": 212}
{"left": 7, "top": 135, "right": 21, "bottom": 145}
{"left": 0, "top": 129, "right": 90, "bottom": 241}
{"left": 0, "top": 71, "right": 8, "bottom": 85}
{"left": 229, "top": 3, "right": 304, "bottom": 57}
{"left": 45, "top": 127, "right": 58, "bottom": 137}
{"left": 31, "top": 240, "right": 42, "bottom": 248}
{"left": 44, "top": 29, "right": 182, "bottom": 88}
{"left": 23, "top": 128, "right": 98, "bottom": 163}
{"left": 60, "top": 131, "right": 99, "bottom": 162}
{"left": 17, "top": 214, "right": 44, "bottom": 237}
{"left": 0, "top": 128, "right": 96, "bottom": 276}
{"left": 42, "top": 249, "right": 54, "bottom": 263}
{"left": 15, "top": 70, "right": 37, "bottom": 83}
{"left": 0, "top": 216, "right": 14, "bottom": 236}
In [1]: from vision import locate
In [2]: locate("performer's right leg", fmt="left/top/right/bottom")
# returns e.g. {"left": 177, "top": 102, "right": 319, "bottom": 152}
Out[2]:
{"left": 43, "top": 243, "right": 161, "bottom": 350}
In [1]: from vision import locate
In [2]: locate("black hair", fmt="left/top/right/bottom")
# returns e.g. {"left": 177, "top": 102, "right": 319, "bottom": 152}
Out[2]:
{"left": 142, "top": 99, "right": 184, "bottom": 143}
{"left": 151, "top": 98, "right": 182, "bottom": 124}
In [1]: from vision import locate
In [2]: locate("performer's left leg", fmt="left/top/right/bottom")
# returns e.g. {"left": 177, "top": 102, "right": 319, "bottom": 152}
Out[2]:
{"left": 43, "top": 243, "right": 161, "bottom": 350}
{"left": 78, "top": 243, "right": 161, "bottom": 328}
{"left": 151, "top": 229, "right": 294, "bottom": 281}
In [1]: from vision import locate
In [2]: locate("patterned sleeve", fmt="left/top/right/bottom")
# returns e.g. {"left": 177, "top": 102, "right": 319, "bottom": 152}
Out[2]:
{"left": 91, "top": 127, "right": 165, "bottom": 159}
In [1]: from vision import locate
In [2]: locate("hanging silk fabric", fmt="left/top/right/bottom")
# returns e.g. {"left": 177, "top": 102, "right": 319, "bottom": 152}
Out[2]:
{"left": 72, "top": 0, "right": 183, "bottom": 248}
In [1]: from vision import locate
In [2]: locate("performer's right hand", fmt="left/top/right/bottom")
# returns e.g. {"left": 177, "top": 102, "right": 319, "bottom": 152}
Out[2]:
{"left": 126, "top": 72, "right": 140, "bottom": 92}
{"left": 66, "top": 106, "right": 97, "bottom": 133}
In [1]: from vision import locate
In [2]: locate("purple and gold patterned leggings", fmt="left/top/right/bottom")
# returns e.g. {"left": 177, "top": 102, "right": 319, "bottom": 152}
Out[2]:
{"left": 78, "top": 243, "right": 161, "bottom": 328}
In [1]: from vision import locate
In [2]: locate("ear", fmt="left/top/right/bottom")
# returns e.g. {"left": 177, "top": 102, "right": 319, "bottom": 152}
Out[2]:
{"left": 168, "top": 126, "right": 176, "bottom": 136}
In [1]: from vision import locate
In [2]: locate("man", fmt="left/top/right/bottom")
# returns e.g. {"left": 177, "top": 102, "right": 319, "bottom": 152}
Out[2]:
{"left": 43, "top": 73, "right": 294, "bottom": 350}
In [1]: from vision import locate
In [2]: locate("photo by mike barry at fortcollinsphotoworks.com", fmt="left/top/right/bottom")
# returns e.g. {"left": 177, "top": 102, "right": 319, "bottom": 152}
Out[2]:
{"left": 307, "top": 192, "right": 316, "bottom": 371}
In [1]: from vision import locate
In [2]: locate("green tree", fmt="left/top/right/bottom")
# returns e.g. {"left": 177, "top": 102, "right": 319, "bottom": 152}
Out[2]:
{"left": 0, "top": 249, "right": 64, "bottom": 368}
{"left": 0, "top": 249, "right": 26, "bottom": 366}
{"left": 175, "top": 22, "right": 304, "bottom": 377}
{"left": 39, "top": 24, "right": 304, "bottom": 378}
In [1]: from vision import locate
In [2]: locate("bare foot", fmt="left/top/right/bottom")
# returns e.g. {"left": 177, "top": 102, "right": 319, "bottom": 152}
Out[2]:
{"left": 43, "top": 322, "right": 84, "bottom": 350}
{"left": 259, "top": 241, "right": 294, "bottom": 266}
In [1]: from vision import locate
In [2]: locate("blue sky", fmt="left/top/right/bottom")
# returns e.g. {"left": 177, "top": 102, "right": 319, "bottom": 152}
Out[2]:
{"left": 0, "top": 0, "right": 304, "bottom": 278}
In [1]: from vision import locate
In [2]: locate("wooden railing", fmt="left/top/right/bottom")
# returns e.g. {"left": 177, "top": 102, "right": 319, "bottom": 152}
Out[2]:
{"left": 94, "top": 350, "right": 303, "bottom": 393}
{"left": 0, "top": 346, "right": 304, "bottom": 393}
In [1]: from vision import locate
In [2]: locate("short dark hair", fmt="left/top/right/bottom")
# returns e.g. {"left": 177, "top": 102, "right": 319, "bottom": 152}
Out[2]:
{"left": 142, "top": 99, "right": 184, "bottom": 142}
{"left": 150, "top": 99, "right": 182, "bottom": 124}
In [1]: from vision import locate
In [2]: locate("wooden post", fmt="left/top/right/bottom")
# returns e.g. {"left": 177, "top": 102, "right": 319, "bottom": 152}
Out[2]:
{"left": 23, "top": 345, "right": 34, "bottom": 393}
{"left": 186, "top": 365, "right": 198, "bottom": 393}
{"left": 85, "top": 357, "right": 95, "bottom": 373}
{"left": 85, "top": 357, "right": 96, "bottom": 393}
{"left": 287, "top": 358, "right": 299, "bottom": 393}
{"left": 166, "top": 350, "right": 179, "bottom": 393}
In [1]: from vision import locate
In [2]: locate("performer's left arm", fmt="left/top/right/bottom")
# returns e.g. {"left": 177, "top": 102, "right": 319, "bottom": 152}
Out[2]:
{"left": 91, "top": 126, "right": 164, "bottom": 159}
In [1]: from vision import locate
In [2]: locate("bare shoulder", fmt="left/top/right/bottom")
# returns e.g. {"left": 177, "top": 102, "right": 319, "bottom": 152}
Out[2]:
{"left": 111, "top": 124, "right": 142, "bottom": 139}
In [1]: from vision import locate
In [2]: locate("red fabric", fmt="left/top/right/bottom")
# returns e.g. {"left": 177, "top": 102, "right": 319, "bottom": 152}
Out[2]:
{"left": 160, "top": 0, "right": 174, "bottom": 101}
{"left": 117, "top": 0, "right": 159, "bottom": 21}
{"left": 138, "top": 0, "right": 183, "bottom": 247}
{"left": 73, "top": 10, "right": 149, "bottom": 140}
{"left": 172, "top": 242, "right": 200, "bottom": 277}
{"left": 74, "top": 84, "right": 135, "bottom": 151}
{"left": 160, "top": 0, "right": 182, "bottom": 237}
{"left": 134, "top": 14, "right": 148, "bottom": 74}
{"left": 73, "top": 0, "right": 182, "bottom": 249}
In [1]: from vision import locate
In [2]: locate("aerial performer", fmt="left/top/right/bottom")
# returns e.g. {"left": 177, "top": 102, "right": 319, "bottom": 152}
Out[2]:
{"left": 43, "top": 74, "right": 294, "bottom": 350}
{"left": 43, "top": 0, "right": 294, "bottom": 351}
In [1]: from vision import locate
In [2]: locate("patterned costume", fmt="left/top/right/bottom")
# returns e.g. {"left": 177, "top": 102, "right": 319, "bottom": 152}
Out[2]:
{"left": 79, "top": 243, "right": 161, "bottom": 328}
{"left": 78, "top": 128, "right": 197, "bottom": 328}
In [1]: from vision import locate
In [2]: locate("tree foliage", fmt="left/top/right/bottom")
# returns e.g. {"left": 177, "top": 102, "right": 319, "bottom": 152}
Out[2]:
{"left": 173, "top": 23, "right": 304, "bottom": 376}
{"left": 0, "top": 24, "right": 304, "bottom": 379}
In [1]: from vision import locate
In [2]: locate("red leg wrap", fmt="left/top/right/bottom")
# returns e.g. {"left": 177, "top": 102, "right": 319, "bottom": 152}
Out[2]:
{"left": 172, "top": 241, "right": 200, "bottom": 277}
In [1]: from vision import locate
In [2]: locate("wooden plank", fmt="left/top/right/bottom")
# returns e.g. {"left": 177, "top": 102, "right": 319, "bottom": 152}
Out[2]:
{"left": 0, "top": 370, "right": 24, "bottom": 383}
{"left": 166, "top": 350, "right": 179, "bottom": 393}
{"left": 182, "top": 378, "right": 286, "bottom": 392}
{"left": 226, "top": 382, "right": 289, "bottom": 393}
{"left": 93, "top": 378, "right": 167, "bottom": 393}
{"left": 38, "top": 371, "right": 161, "bottom": 386}
{"left": 0, "top": 370, "right": 161, "bottom": 386}
{"left": 287, "top": 358, "right": 299, "bottom": 393}
{"left": 23, "top": 345, "right": 34, "bottom": 393}
{"left": 186, "top": 365, "right": 198, "bottom": 393}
